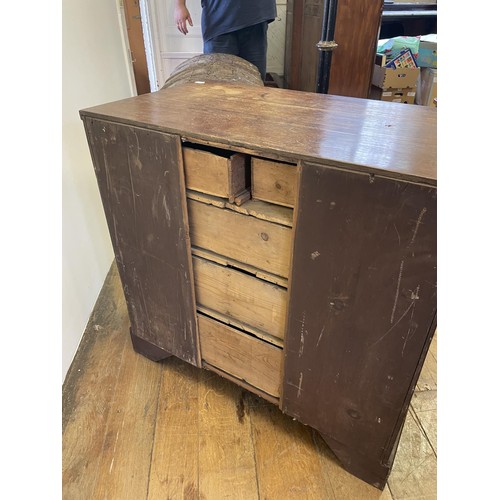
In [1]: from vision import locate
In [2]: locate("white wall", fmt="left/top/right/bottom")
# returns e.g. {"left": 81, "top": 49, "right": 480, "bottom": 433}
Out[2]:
{"left": 62, "top": 0, "right": 135, "bottom": 382}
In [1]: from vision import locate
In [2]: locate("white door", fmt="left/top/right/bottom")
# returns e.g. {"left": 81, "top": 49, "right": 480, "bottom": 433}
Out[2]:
{"left": 141, "top": 0, "right": 287, "bottom": 91}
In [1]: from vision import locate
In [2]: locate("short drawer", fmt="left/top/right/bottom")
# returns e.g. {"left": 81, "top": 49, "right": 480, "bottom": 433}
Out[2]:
{"left": 251, "top": 158, "right": 297, "bottom": 208}
{"left": 188, "top": 199, "right": 292, "bottom": 279}
{"left": 193, "top": 256, "right": 287, "bottom": 342}
{"left": 183, "top": 147, "right": 247, "bottom": 202}
{"left": 198, "top": 314, "right": 282, "bottom": 398}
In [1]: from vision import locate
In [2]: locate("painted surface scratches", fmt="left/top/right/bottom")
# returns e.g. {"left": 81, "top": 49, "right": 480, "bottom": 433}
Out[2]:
{"left": 390, "top": 260, "right": 405, "bottom": 324}
{"left": 298, "top": 312, "right": 306, "bottom": 357}
{"left": 409, "top": 208, "right": 427, "bottom": 247}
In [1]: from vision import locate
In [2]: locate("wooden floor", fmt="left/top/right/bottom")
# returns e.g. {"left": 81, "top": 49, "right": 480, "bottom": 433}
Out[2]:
{"left": 63, "top": 262, "right": 437, "bottom": 500}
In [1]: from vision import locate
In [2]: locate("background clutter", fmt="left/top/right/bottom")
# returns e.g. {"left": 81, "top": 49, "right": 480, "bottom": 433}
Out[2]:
{"left": 370, "top": 34, "right": 437, "bottom": 106}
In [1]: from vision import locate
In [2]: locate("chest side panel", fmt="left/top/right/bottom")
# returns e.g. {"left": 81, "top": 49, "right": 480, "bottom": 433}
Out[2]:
{"left": 282, "top": 163, "right": 437, "bottom": 464}
{"left": 83, "top": 117, "right": 198, "bottom": 366}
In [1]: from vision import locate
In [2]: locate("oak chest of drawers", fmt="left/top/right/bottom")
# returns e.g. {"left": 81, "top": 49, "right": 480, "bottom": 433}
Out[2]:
{"left": 81, "top": 83, "right": 437, "bottom": 489}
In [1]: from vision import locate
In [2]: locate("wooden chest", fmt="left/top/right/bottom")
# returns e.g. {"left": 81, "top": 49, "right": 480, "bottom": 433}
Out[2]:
{"left": 81, "top": 83, "right": 437, "bottom": 490}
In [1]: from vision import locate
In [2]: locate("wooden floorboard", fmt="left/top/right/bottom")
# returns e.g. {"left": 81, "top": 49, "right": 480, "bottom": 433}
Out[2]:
{"left": 63, "top": 261, "right": 437, "bottom": 499}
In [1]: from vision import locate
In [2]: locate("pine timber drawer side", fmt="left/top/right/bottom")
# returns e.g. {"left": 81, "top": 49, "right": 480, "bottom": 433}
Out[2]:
{"left": 182, "top": 146, "right": 247, "bottom": 203}
{"left": 197, "top": 314, "right": 282, "bottom": 398}
{"left": 192, "top": 256, "right": 287, "bottom": 343}
{"left": 187, "top": 198, "right": 293, "bottom": 279}
{"left": 251, "top": 158, "right": 297, "bottom": 208}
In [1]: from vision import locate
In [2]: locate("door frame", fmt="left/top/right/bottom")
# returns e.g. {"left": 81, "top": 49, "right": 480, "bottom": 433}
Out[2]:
{"left": 139, "top": 0, "right": 162, "bottom": 91}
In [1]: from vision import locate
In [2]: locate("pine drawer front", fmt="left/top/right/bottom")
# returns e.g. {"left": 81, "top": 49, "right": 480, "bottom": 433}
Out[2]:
{"left": 187, "top": 199, "right": 292, "bottom": 279}
{"left": 183, "top": 147, "right": 247, "bottom": 202}
{"left": 251, "top": 158, "right": 297, "bottom": 208}
{"left": 193, "top": 256, "right": 287, "bottom": 342}
{"left": 198, "top": 314, "right": 282, "bottom": 398}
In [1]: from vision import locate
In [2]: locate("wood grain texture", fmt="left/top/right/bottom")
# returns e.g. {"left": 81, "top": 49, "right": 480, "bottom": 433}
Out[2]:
{"left": 91, "top": 336, "right": 162, "bottom": 499}
{"left": 410, "top": 389, "right": 437, "bottom": 454}
{"left": 250, "top": 402, "right": 330, "bottom": 499}
{"left": 183, "top": 147, "right": 247, "bottom": 200}
{"left": 198, "top": 314, "right": 282, "bottom": 398}
{"left": 148, "top": 359, "right": 201, "bottom": 499}
{"left": 193, "top": 256, "right": 288, "bottom": 341}
{"left": 251, "top": 157, "right": 297, "bottom": 208}
{"left": 416, "top": 333, "right": 437, "bottom": 391}
{"left": 186, "top": 189, "right": 294, "bottom": 227}
{"left": 191, "top": 246, "right": 288, "bottom": 289}
{"left": 62, "top": 264, "right": 129, "bottom": 499}
{"left": 83, "top": 118, "right": 199, "bottom": 365}
{"left": 312, "top": 431, "right": 394, "bottom": 500}
{"left": 328, "top": 0, "right": 384, "bottom": 97}
{"left": 387, "top": 409, "right": 437, "bottom": 499}
{"left": 282, "top": 162, "right": 437, "bottom": 488}
{"left": 63, "top": 261, "right": 437, "bottom": 499}
{"left": 198, "top": 370, "right": 259, "bottom": 500}
{"left": 80, "top": 83, "right": 437, "bottom": 184}
{"left": 63, "top": 262, "right": 161, "bottom": 500}
{"left": 285, "top": 0, "right": 383, "bottom": 98}
{"left": 162, "top": 52, "right": 264, "bottom": 89}
{"left": 188, "top": 198, "right": 293, "bottom": 279}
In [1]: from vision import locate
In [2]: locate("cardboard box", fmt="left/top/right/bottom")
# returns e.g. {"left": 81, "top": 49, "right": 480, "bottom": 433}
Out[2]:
{"left": 370, "top": 86, "right": 416, "bottom": 104}
{"left": 416, "top": 68, "right": 437, "bottom": 106}
{"left": 372, "top": 63, "right": 420, "bottom": 89}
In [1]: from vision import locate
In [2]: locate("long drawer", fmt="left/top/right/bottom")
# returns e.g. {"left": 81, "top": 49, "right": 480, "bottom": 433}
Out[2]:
{"left": 198, "top": 314, "right": 282, "bottom": 398}
{"left": 187, "top": 198, "right": 292, "bottom": 279}
{"left": 193, "top": 255, "right": 287, "bottom": 342}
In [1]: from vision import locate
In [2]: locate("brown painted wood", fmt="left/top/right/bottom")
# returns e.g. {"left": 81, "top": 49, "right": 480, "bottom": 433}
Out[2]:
{"left": 129, "top": 328, "right": 172, "bottom": 361}
{"left": 80, "top": 83, "right": 436, "bottom": 185}
{"left": 281, "top": 162, "right": 437, "bottom": 489}
{"left": 83, "top": 118, "right": 199, "bottom": 366}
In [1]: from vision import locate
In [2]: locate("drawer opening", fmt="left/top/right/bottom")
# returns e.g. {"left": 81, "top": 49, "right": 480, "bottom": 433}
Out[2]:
{"left": 191, "top": 246, "right": 288, "bottom": 289}
{"left": 182, "top": 141, "right": 242, "bottom": 159}
{"left": 197, "top": 309, "right": 284, "bottom": 349}
{"left": 182, "top": 143, "right": 251, "bottom": 204}
{"left": 187, "top": 189, "right": 293, "bottom": 229}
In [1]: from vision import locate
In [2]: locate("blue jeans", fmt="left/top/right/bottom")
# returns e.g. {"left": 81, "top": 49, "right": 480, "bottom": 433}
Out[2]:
{"left": 203, "top": 22, "right": 268, "bottom": 81}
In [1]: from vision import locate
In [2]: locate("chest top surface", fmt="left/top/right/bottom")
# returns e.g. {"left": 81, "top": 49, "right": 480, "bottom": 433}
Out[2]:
{"left": 80, "top": 82, "right": 437, "bottom": 185}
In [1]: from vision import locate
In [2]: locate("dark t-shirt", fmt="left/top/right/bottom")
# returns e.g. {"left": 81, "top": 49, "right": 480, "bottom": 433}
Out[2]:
{"left": 201, "top": 0, "right": 276, "bottom": 41}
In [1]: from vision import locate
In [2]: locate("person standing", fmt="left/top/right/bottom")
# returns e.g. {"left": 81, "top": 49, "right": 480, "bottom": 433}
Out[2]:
{"left": 174, "top": 0, "right": 276, "bottom": 81}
